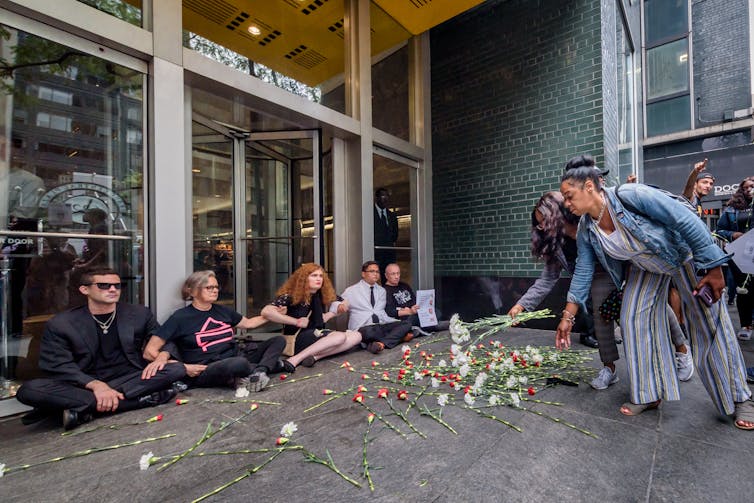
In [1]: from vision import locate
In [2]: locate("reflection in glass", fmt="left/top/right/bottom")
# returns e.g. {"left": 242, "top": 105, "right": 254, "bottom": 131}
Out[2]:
{"left": 191, "top": 134, "right": 235, "bottom": 306}
{"left": 321, "top": 136, "right": 335, "bottom": 283}
{"left": 647, "top": 95, "right": 691, "bottom": 136}
{"left": 616, "top": 13, "right": 636, "bottom": 183}
{"left": 244, "top": 138, "right": 316, "bottom": 314}
{"left": 644, "top": 0, "right": 688, "bottom": 46}
{"left": 373, "top": 153, "right": 415, "bottom": 284}
{"left": 372, "top": 45, "right": 409, "bottom": 141}
{"left": 76, "top": 0, "right": 142, "bottom": 27}
{"left": 0, "top": 25, "right": 145, "bottom": 395}
{"left": 646, "top": 39, "right": 689, "bottom": 100}
{"left": 182, "top": 0, "right": 346, "bottom": 112}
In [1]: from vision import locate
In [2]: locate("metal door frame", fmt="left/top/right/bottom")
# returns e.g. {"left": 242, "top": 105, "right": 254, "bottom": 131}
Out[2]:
{"left": 192, "top": 115, "right": 322, "bottom": 312}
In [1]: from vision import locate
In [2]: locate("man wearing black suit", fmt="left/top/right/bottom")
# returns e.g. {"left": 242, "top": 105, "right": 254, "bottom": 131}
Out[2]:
{"left": 374, "top": 187, "right": 399, "bottom": 282}
{"left": 16, "top": 267, "right": 185, "bottom": 430}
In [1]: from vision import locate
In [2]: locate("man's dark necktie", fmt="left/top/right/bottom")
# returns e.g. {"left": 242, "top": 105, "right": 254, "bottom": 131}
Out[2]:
{"left": 370, "top": 286, "right": 379, "bottom": 323}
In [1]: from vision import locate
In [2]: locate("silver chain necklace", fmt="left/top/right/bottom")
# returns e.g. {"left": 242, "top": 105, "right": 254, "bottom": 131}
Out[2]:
{"left": 92, "top": 306, "right": 117, "bottom": 334}
{"left": 591, "top": 193, "right": 607, "bottom": 224}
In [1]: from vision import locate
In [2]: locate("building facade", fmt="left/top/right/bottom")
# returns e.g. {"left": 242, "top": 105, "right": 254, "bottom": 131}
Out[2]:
{"left": 4, "top": 0, "right": 741, "bottom": 403}
{"left": 0, "top": 0, "right": 446, "bottom": 401}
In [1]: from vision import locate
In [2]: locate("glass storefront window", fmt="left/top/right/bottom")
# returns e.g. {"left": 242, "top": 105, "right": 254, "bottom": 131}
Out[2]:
{"left": 372, "top": 152, "right": 415, "bottom": 283}
{"left": 616, "top": 9, "right": 636, "bottom": 183}
{"left": 371, "top": 44, "right": 410, "bottom": 141}
{"left": 76, "top": 0, "right": 143, "bottom": 27}
{"left": 370, "top": 2, "right": 412, "bottom": 141}
{"left": 646, "top": 38, "right": 689, "bottom": 101}
{"left": 0, "top": 25, "right": 146, "bottom": 397}
{"left": 646, "top": 95, "right": 691, "bottom": 136}
{"left": 182, "top": 0, "right": 345, "bottom": 113}
{"left": 644, "top": 0, "right": 688, "bottom": 46}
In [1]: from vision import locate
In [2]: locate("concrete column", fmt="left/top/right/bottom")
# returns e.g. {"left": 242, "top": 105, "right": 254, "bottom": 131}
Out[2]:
{"left": 149, "top": 0, "right": 189, "bottom": 320}
{"left": 409, "top": 33, "right": 434, "bottom": 289}
{"left": 334, "top": 0, "right": 372, "bottom": 291}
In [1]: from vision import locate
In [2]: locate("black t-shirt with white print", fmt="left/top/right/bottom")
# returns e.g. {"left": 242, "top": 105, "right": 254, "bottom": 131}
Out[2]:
{"left": 156, "top": 304, "right": 243, "bottom": 364}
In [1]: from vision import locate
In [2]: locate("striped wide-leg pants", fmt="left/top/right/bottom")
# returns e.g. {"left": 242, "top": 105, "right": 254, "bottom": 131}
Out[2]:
{"left": 620, "top": 260, "right": 750, "bottom": 414}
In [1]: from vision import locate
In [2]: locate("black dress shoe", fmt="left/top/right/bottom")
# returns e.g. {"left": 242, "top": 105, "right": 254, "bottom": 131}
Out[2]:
{"left": 62, "top": 409, "right": 92, "bottom": 431}
{"left": 580, "top": 333, "right": 599, "bottom": 348}
{"left": 21, "top": 408, "right": 50, "bottom": 426}
{"left": 138, "top": 388, "right": 178, "bottom": 407}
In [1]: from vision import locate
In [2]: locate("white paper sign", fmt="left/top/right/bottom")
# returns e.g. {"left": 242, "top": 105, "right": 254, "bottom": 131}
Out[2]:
{"left": 415, "top": 289, "right": 438, "bottom": 328}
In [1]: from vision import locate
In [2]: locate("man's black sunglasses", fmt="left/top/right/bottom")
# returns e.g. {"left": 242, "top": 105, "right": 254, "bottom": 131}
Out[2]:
{"left": 89, "top": 282, "right": 122, "bottom": 290}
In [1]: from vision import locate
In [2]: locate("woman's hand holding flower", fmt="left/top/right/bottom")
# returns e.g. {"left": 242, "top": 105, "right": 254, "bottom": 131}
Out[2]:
{"left": 507, "top": 304, "right": 525, "bottom": 324}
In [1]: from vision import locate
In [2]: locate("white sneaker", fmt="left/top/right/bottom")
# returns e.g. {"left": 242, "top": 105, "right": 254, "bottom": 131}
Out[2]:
{"left": 738, "top": 328, "right": 752, "bottom": 341}
{"left": 675, "top": 346, "right": 694, "bottom": 382}
{"left": 411, "top": 326, "right": 432, "bottom": 337}
{"left": 590, "top": 367, "right": 619, "bottom": 390}
{"left": 235, "top": 377, "right": 251, "bottom": 398}
{"left": 247, "top": 371, "right": 270, "bottom": 393}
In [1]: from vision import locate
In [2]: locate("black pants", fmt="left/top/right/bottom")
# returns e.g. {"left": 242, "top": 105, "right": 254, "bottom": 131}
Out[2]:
{"left": 359, "top": 320, "right": 412, "bottom": 349}
{"left": 402, "top": 314, "right": 449, "bottom": 333}
{"left": 16, "top": 362, "right": 185, "bottom": 414}
{"left": 189, "top": 336, "right": 285, "bottom": 389}
{"left": 732, "top": 265, "right": 754, "bottom": 328}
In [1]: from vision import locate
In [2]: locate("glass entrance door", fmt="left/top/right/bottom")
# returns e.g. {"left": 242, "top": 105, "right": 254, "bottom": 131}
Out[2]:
{"left": 240, "top": 131, "right": 321, "bottom": 315}
{"left": 191, "top": 117, "right": 321, "bottom": 316}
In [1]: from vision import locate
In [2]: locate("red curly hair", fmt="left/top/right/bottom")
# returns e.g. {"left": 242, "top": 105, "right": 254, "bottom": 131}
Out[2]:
{"left": 276, "top": 263, "right": 336, "bottom": 306}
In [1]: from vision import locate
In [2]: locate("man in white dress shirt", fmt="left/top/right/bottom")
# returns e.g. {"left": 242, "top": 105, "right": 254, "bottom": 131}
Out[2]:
{"left": 330, "top": 261, "right": 414, "bottom": 353}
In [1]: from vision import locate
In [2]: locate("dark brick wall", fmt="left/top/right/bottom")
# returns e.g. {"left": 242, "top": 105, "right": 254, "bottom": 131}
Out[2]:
{"left": 692, "top": 0, "right": 750, "bottom": 126}
{"left": 430, "top": 0, "right": 617, "bottom": 323}
{"left": 431, "top": 0, "right": 604, "bottom": 279}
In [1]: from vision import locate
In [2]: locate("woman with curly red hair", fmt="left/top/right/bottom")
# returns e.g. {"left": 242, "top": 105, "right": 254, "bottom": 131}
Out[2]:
{"left": 261, "top": 263, "right": 360, "bottom": 371}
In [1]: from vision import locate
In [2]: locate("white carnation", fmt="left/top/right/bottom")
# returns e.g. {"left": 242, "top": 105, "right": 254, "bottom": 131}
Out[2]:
{"left": 280, "top": 421, "right": 298, "bottom": 438}
{"left": 510, "top": 393, "right": 521, "bottom": 407}
{"left": 139, "top": 452, "right": 154, "bottom": 471}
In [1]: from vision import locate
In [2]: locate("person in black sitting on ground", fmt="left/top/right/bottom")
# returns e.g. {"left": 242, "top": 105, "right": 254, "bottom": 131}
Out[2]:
{"left": 143, "top": 270, "right": 284, "bottom": 393}
{"left": 383, "top": 263, "right": 448, "bottom": 336}
{"left": 16, "top": 267, "right": 186, "bottom": 430}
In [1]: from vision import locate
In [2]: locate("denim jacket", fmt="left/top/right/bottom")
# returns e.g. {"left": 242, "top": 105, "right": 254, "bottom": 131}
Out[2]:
{"left": 716, "top": 206, "right": 750, "bottom": 242}
{"left": 566, "top": 184, "right": 729, "bottom": 306}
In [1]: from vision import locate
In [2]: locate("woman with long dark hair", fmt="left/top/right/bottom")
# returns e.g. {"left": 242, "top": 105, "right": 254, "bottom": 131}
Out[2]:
{"left": 261, "top": 263, "right": 361, "bottom": 371}
{"left": 509, "top": 191, "right": 623, "bottom": 389}
{"left": 716, "top": 176, "right": 754, "bottom": 341}
{"left": 556, "top": 167, "right": 752, "bottom": 429}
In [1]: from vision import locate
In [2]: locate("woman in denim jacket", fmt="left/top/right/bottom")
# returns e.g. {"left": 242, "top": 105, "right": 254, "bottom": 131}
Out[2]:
{"left": 510, "top": 191, "right": 691, "bottom": 390}
{"left": 716, "top": 177, "right": 754, "bottom": 342}
{"left": 556, "top": 167, "right": 753, "bottom": 429}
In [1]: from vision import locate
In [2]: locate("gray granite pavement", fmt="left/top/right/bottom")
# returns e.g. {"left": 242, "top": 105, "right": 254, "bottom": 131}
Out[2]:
{"left": 1, "top": 325, "right": 752, "bottom": 503}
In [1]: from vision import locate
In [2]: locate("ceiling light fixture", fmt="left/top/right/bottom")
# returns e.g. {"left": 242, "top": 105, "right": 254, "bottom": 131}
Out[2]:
{"left": 248, "top": 25, "right": 261, "bottom": 36}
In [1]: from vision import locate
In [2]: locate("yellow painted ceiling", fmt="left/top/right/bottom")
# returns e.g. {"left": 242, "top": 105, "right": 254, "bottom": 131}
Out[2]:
{"left": 182, "top": 0, "right": 487, "bottom": 87}
{"left": 372, "top": 0, "right": 487, "bottom": 35}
